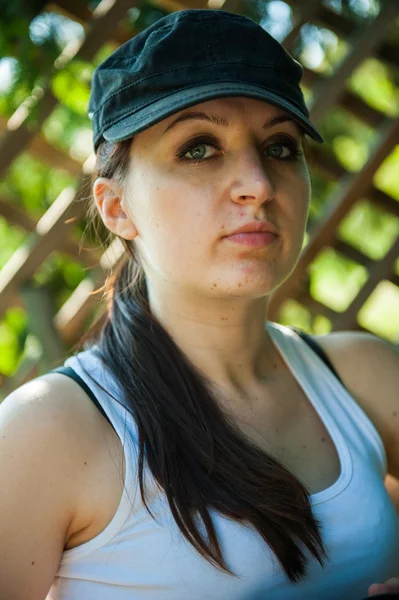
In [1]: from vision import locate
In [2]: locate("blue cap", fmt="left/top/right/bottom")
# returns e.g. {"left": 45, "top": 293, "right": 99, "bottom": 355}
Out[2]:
{"left": 88, "top": 9, "right": 324, "bottom": 151}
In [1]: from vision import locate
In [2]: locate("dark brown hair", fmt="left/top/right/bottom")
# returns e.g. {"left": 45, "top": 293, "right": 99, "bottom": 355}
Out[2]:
{"left": 74, "top": 136, "right": 327, "bottom": 583}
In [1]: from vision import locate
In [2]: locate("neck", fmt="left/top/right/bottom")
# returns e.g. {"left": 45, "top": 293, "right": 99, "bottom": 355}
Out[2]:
{"left": 147, "top": 283, "right": 282, "bottom": 401}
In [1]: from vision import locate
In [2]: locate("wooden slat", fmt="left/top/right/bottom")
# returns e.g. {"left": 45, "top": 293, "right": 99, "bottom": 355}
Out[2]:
{"left": 54, "top": 238, "right": 125, "bottom": 345}
{"left": 388, "top": 273, "right": 399, "bottom": 287}
{"left": 283, "top": 0, "right": 399, "bottom": 70}
{"left": 0, "top": 238, "right": 125, "bottom": 396}
{"left": 0, "top": 0, "right": 135, "bottom": 179}
{"left": 26, "top": 133, "right": 83, "bottom": 177}
{"left": 19, "top": 282, "right": 66, "bottom": 370}
{"left": 297, "top": 292, "right": 339, "bottom": 322}
{"left": 0, "top": 352, "right": 41, "bottom": 400}
{"left": 0, "top": 115, "right": 83, "bottom": 177}
{"left": 0, "top": 92, "right": 59, "bottom": 179}
{"left": 48, "top": 0, "right": 92, "bottom": 23}
{"left": 350, "top": 321, "right": 376, "bottom": 335}
{"left": 309, "top": 154, "right": 399, "bottom": 219}
{"left": 0, "top": 195, "right": 102, "bottom": 267}
{"left": 54, "top": 266, "right": 106, "bottom": 346}
{"left": 315, "top": 4, "right": 399, "bottom": 70}
{"left": 333, "top": 239, "right": 374, "bottom": 269}
{"left": 331, "top": 237, "right": 399, "bottom": 330}
{"left": 371, "top": 189, "right": 399, "bottom": 218}
{"left": 309, "top": 0, "right": 398, "bottom": 124}
{"left": 302, "top": 68, "right": 388, "bottom": 129}
{"left": 0, "top": 169, "right": 91, "bottom": 319}
{"left": 48, "top": 0, "right": 136, "bottom": 45}
{"left": 309, "top": 149, "right": 346, "bottom": 179}
{"left": 268, "top": 117, "right": 399, "bottom": 320}
{"left": 282, "top": 0, "right": 321, "bottom": 52}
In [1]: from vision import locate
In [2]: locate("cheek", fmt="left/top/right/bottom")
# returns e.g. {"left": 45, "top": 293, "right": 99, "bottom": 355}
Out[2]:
{"left": 282, "top": 169, "right": 310, "bottom": 223}
{"left": 135, "top": 179, "right": 216, "bottom": 271}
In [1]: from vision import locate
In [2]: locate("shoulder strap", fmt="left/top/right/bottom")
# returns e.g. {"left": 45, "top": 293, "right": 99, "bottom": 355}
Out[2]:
{"left": 50, "top": 365, "right": 114, "bottom": 427}
{"left": 51, "top": 330, "right": 345, "bottom": 422}
{"left": 290, "top": 327, "right": 345, "bottom": 387}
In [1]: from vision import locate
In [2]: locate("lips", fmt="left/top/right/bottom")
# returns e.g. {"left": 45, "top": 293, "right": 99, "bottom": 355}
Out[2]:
{"left": 227, "top": 221, "right": 279, "bottom": 236}
{"left": 223, "top": 221, "right": 279, "bottom": 248}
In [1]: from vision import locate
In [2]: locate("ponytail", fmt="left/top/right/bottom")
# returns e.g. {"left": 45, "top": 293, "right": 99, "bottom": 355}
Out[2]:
{"left": 74, "top": 139, "right": 327, "bottom": 583}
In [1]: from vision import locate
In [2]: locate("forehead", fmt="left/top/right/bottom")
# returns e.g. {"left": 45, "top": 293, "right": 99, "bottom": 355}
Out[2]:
{"left": 164, "top": 96, "right": 296, "bottom": 128}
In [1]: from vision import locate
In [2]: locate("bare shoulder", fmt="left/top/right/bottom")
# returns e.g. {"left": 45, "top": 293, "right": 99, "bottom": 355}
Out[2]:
{"left": 0, "top": 371, "right": 115, "bottom": 599}
{"left": 1, "top": 371, "right": 121, "bottom": 539}
{"left": 312, "top": 330, "right": 399, "bottom": 454}
{"left": 2, "top": 369, "right": 115, "bottom": 460}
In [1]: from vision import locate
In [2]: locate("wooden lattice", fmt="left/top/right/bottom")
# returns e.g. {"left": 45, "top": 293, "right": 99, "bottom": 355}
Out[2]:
{"left": 0, "top": 0, "right": 398, "bottom": 397}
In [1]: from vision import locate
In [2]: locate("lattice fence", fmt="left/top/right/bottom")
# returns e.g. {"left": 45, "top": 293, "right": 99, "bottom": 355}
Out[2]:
{"left": 0, "top": 0, "right": 398, "bottom": 398}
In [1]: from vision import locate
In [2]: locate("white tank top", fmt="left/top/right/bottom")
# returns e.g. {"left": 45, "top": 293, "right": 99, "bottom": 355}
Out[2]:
{"left": 46, "top": 321, "right": 399, "bottom": 600}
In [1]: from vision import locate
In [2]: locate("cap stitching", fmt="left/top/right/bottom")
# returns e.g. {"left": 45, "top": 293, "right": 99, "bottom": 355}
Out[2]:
{"left": 98, "top": 83, "right": 311, "bottom": 136}
{"left": 91, "top": 61, "right": 302, "bottom": 120}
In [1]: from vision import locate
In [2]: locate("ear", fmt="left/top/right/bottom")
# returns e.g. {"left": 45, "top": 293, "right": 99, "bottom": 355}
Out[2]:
{"left": 93, "top": 177, "right": 137, "bottom": 240}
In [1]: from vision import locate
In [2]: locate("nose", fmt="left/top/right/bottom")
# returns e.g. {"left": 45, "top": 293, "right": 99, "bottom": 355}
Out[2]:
{"left": 230, "top": 149, "right": 276, "bottom": 209}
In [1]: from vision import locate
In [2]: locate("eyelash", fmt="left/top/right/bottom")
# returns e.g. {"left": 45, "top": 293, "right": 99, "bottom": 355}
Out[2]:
{"left": 176, "top": 136, "right": 304, "bottom": 165}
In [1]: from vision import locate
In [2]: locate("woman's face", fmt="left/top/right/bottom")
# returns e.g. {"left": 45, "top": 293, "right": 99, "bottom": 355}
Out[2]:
{"left": 122, "top": 96, "right": 311, "bottom": 298}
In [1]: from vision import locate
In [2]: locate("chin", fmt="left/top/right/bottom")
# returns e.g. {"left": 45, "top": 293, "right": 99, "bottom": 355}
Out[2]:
{"left": 215, "top": 277, "right": 279, "bottom": 298}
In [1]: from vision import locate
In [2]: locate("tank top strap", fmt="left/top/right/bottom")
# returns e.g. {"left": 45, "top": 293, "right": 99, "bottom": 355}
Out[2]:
{"left": 50, "top": 365, "right": 115, "bottom": 429}
{"left": 266, "top": 321, "right": 387, "bottom": 481}
{"left": 289, "top": 327, "right": 345, "bottom": 386}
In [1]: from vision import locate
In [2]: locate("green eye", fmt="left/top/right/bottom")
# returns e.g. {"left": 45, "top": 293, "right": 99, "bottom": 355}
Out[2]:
{"left": 177, "top": 137, "right": 303, "bottom": 165}
{"left": 266, "top": 143, "right": 296, "bottom": 159}
{"left": 185, "top": 143, "right": 214, "bottom": 160}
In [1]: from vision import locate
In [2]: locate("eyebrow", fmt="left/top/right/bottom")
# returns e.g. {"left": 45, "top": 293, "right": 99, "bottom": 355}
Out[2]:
{"left": 162, "top": 111, "right": 301, "bottom": 135}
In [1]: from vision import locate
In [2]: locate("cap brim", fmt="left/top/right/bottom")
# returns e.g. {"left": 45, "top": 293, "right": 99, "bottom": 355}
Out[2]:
{"left": 100, "top": 81, "right": 323, "bottom": 148}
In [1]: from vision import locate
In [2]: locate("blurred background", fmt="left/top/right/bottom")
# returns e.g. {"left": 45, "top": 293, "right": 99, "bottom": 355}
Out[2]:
{"left": 0, "top": 0, "right": 398, "bottom": 397}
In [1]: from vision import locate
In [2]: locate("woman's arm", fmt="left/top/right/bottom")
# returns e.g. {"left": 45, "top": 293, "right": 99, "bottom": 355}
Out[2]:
{"left": 315, "top": 331, "right": 399, "bottom": 477}
{"left": 0, "top": 377, "right": 89, "bottom": 600}
{"left": 316, "top": 332, "right": 399, "bottom": 598}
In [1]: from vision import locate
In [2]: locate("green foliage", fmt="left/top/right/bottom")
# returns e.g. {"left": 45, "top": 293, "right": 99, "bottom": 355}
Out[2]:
{"left": 374, "top": 145, "right": 399, "bottom": 201}
{"left": 32, "top": 252, "right": 87, "bottom": 312}
{"left": 309, "top": 247, "right": 369, "bottom": 312}
{"left": 338, "top": 199, "right": 399, "bottom": 260}
{"left": 43, "top": 104, "right": 92, "bottom": 156}
{"left": 0, "top": 218, "right": 26, "bottom": 269}
{"left": 318, "top": 106, "right": 374, "bottom": 173}
{"left": 308, "top": 171, "right": 338, "bottom": 221}
{"left": 349, "top": 58, "right": 399, "bottom": 117}
{"left": 52, "top": 60, "right": 92, "bottom": 117}
{"left": 332, "top": 136, "right": 369, "bottom": 172}
{"left": 0, "top": 154, "right": 75, "bottom": 217}
{"left": 312, "top": 314, "right": 333, "bottom": 335}
{"left": 279, "top": 298, "right": 313, "bottom": 333}
{"left": 0, "top": 6, "right": 77, "bottom": 118}
{"left": 278, "top": 299, "right": 333, "bottom": 335}
{"left": 358, "top": 281, "right": 399, "bottom": 343}
{"left": 0, "top": 8, "right": 58, "bottom": 114}
{"left": 0, "top": 307, "right": 29, "bottom": 376}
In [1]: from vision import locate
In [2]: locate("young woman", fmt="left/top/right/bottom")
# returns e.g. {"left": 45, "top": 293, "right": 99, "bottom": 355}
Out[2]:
{"left": 1, "top": 9, "right": 398, "bottom": 600}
